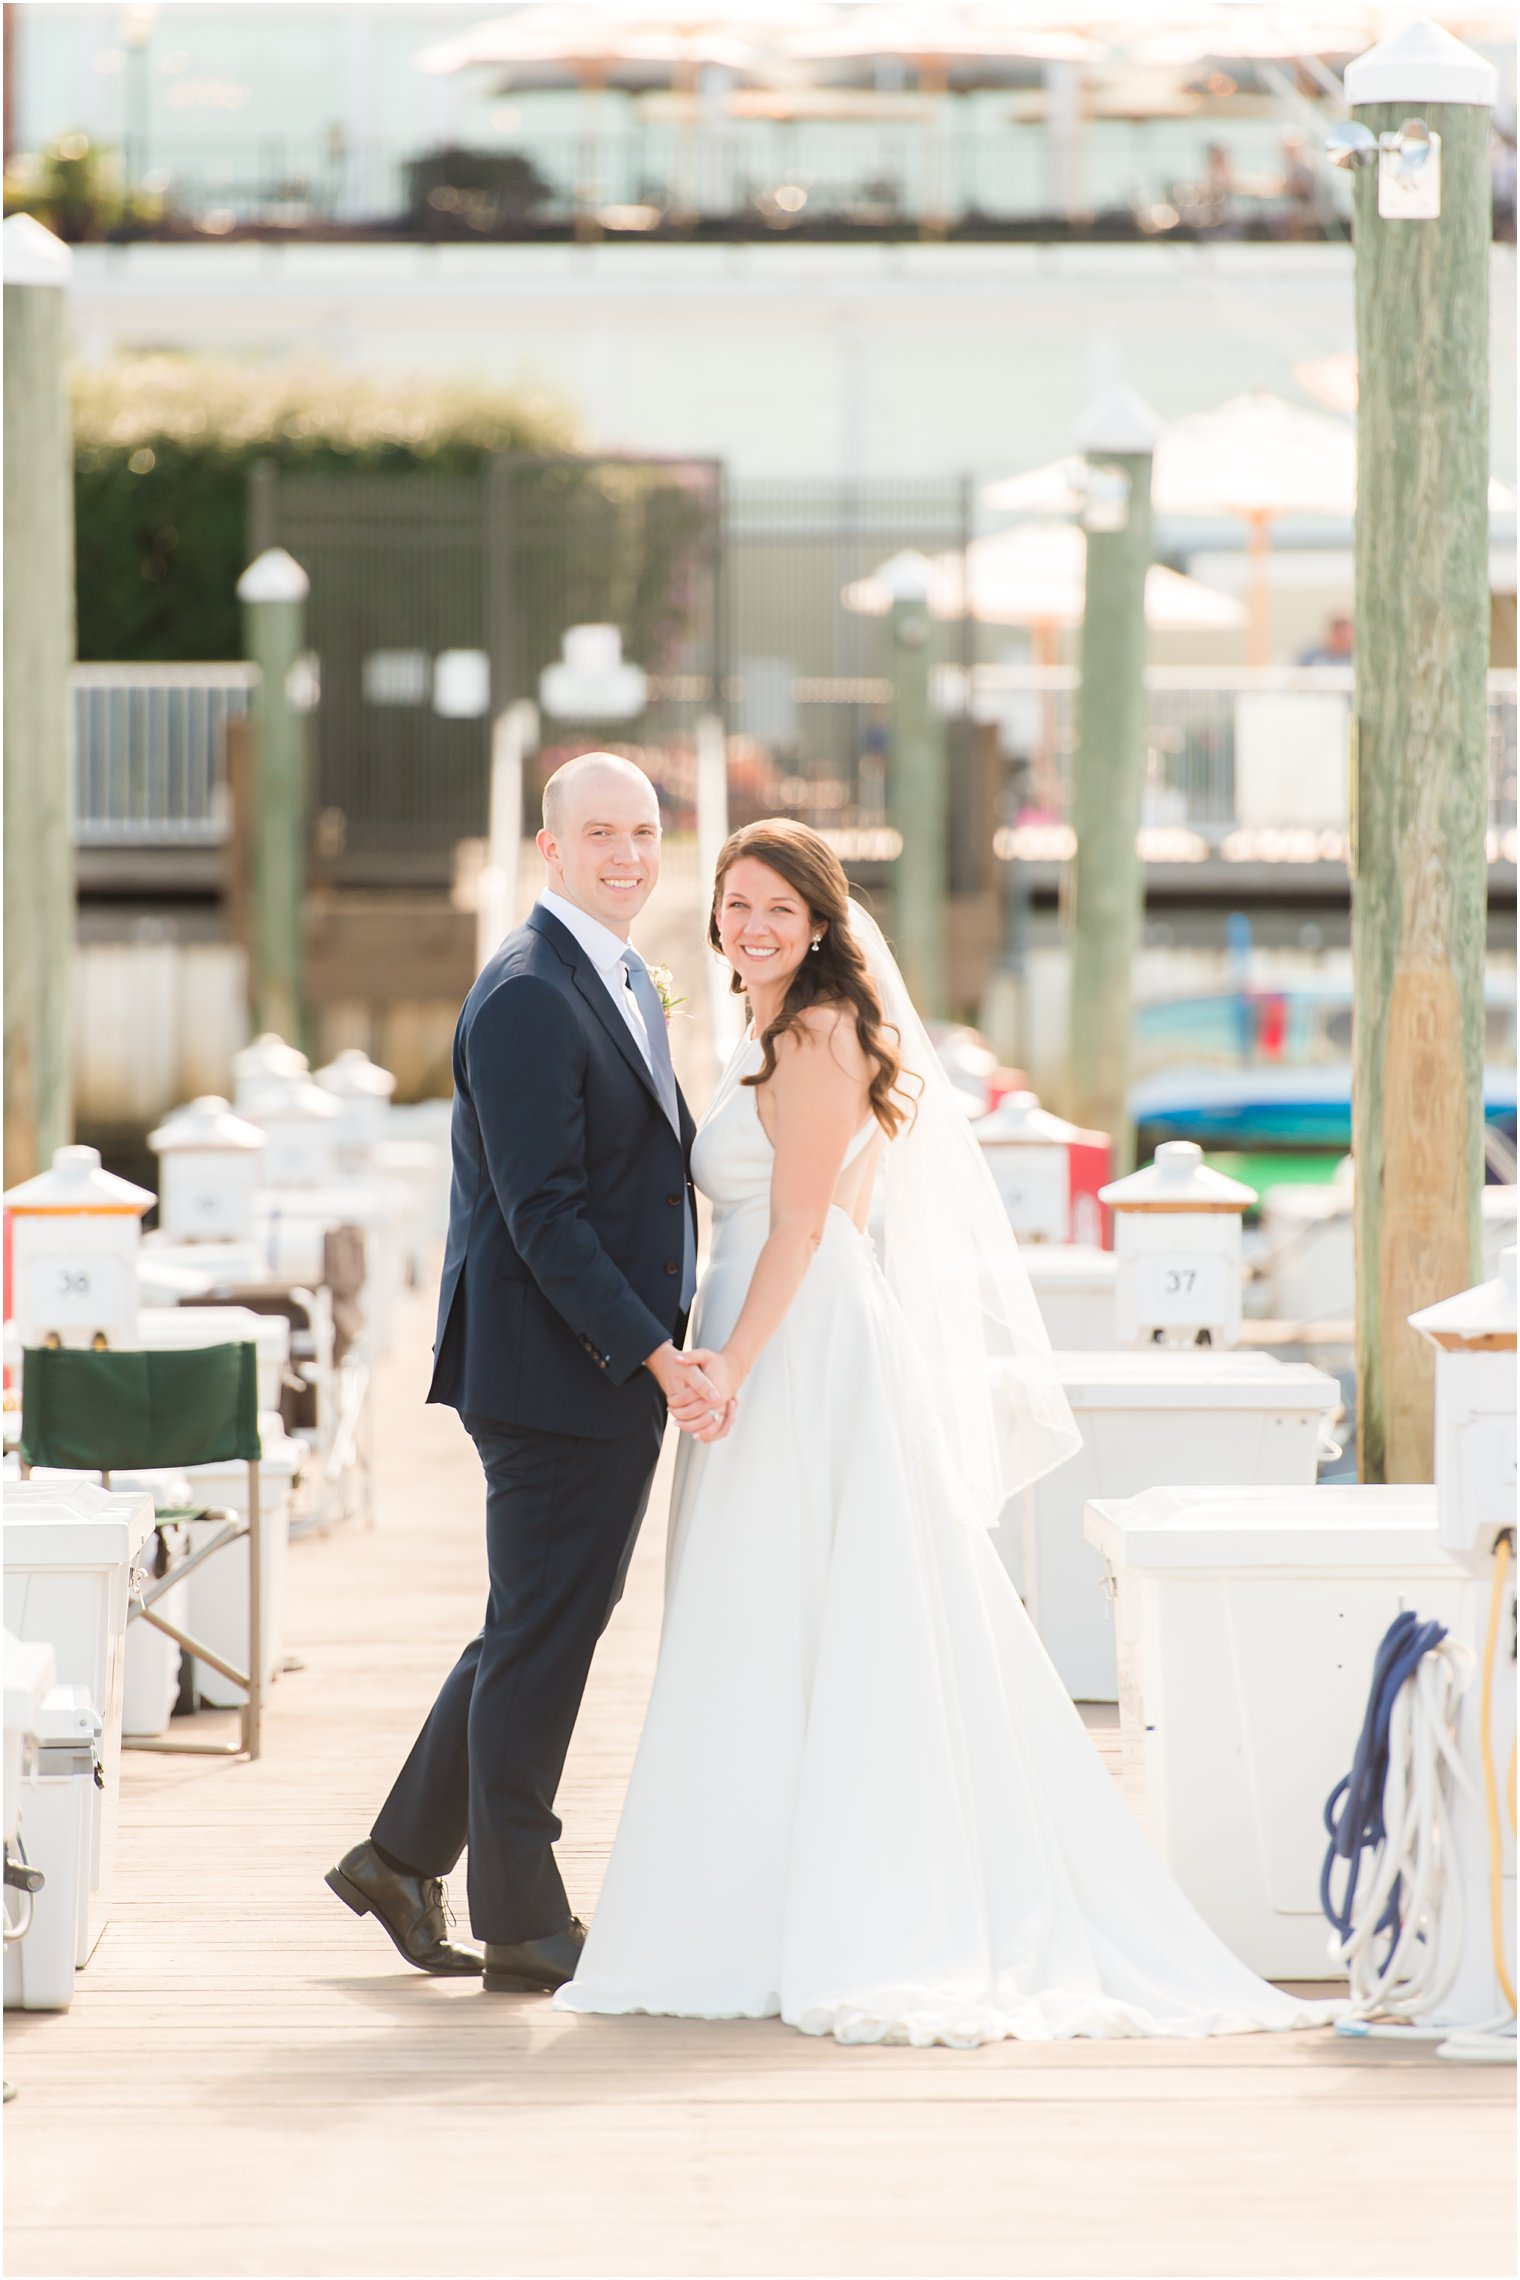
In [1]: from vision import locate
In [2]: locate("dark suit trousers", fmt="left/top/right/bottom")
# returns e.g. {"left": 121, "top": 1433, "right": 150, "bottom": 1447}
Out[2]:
{"left": 371, "top": 1411, "right": 664, "bottom": 1945}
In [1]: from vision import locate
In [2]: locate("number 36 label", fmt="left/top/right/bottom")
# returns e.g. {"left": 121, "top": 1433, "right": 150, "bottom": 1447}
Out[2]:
{"left": 19, "top": 1255, "right": 133, "bottom": 1329}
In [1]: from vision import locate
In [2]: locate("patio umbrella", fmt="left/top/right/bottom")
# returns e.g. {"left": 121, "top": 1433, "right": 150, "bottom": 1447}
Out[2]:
{"left": 782, "top": 4, "right": 1102, "bottom": 232}
{"left": 843, "top": 526, "right": 1248, "bottom": 634}
{"left": 987, "top": 394, "right": 1357, "bottom": 663}
{"left": 416, "top": 6, "right": 783, "bottom": 235}
{"left": 844, "top": 528, "right": 1243, "bottom": 808}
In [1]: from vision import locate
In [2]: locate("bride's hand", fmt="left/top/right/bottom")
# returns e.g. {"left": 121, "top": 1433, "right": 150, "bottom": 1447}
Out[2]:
{"left": 673, "top": 1347, "right": 742, "bottom": 1441}
{"left": 682, "top": 1347, "right": 741, "bottom": 1407}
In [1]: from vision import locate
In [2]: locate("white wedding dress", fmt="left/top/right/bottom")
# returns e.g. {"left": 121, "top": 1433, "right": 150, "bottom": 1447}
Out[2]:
{"left": 555, "top": 1024, "right": 1335, "bottom": 2047}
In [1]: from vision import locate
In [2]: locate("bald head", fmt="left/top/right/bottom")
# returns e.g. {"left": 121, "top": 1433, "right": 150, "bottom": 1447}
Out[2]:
{"left": 542, "top": 751, "right": 657, "bottom": 838}
{"left": 536, "top": 753, "right": 662, "bottom": 939}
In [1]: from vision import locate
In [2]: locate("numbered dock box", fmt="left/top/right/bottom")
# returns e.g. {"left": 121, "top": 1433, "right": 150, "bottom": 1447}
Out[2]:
{"left": 149, "top": 1096, "right": 267, "bottom": 1244}
{"left": 976, "top": 1092, "right": 1112, "bottom": 1247}
{"left": 1100, "top": 1141, "right": 1256, "bottom": 1349}
{"left": 2, "top": 1480, "right": 155, "bottom": 1961}
{"left": 3, "top": 1147, "right": 154, "bottom": 1352}
{"left": 242, "top": 1072, "right": 341, "bottom": 1191}
{"left": 315, "top": 1048, "right": 397, "bottom": 1167}
{"left": 995, "top": 1349, "right": 1341, "bottom": 1700}
{"left": 231, "top": 1031, "right": 307, "bottom": 1113}
{"left": 1083, "top": 1485, "right": 1470, "bottom": 1979}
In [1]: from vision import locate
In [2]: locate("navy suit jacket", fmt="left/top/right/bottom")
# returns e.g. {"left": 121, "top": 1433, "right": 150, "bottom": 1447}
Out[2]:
{"left": 427, "top": 904, "right": 698, "bottom": 1440}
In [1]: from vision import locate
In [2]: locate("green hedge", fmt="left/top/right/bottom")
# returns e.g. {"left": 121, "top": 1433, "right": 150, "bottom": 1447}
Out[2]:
{"left": 72, "top": 357, "right": 574, "bottom": 660}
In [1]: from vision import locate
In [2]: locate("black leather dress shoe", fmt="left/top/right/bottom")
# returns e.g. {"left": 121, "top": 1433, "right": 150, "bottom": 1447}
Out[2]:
{"left": 482, "top": 1917, "right": 587, "bottom": 1994}
{"left": 325, "top": 1841, "right": 484, "bottom": 1976}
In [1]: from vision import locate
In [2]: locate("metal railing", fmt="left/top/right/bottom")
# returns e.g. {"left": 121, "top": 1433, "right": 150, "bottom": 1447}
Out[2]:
{"left": 68, "top": 657, "right": 1518, "bottom": 861}
{"left": 71, "top": 662, "right": 255, "bottom": 846}
{"left": 962, "top": 664, "right": 1519, "bottom": 851}
{"left": 7, "top": 120, "right": 1369, "bottom": 244}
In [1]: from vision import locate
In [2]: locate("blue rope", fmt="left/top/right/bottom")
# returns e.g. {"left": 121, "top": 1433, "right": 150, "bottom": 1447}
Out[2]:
{"left": 1320, "top": 1610, "right": 1449, "bottom": 1949}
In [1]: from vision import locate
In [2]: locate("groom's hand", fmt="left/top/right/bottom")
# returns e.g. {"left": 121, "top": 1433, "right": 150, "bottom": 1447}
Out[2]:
{"left": 645, "top": 1340, "right": 720, "bottom": 1417}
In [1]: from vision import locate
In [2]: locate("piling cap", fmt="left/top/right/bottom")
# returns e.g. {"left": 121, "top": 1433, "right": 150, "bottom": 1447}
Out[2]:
{"left": 873, "top": 550, "right": 936, "bottom": 604}
{"left": 1345, "top": 19, "right": 1497, "bottom": 107}
{"left": 236, "top": 547, "right": 310, "bottom": 604}
{"left": 977, "top": 1091, "right": 1107, "bottom": 1148}
{"left": 1408, "top": 1246, "right": 1517, "bottom": 1351}
{"left": 1100, "top": 1139, "right": 1257, "bottom": 1213}
{"left": 233, "top": 1033, "right": 308, "bottom": 1088}
{"left": 3, "top": 213, "right": 72, "bottom": 288}
{"left": 3, "top": 1144, "right": 155, "bottom": 1216}
{"left": 315, "top": 1048, "right": 397, "bottom": 1102}
{"left": 242, "top": 1073, "right": 340, "bottom": 1124}
{"left": 148, "top": 1096, "right": 268, "bottom": 1155}
{"left": 1077, "top": 385, "right": 1163, "bottom": 459}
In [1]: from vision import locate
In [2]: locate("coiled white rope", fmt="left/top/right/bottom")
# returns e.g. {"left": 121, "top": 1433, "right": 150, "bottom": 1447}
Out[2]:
{"left": 1335, "top": 1634, "right": 1478, "bottom": 2022}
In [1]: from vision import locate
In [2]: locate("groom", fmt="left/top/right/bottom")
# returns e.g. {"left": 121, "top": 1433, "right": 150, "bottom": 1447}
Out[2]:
{"left": 327, "top": 752, "right": 724, "bottom": 1993}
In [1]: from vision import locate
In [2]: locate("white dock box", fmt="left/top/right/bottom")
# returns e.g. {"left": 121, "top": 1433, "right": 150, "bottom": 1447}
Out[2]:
{"left": 1083, "top": 1484, "right": 1470, "bottom": 1981}
{"left": 1024, "top": 1245, "right": 1117, "bottom": 1352}
{"left": 997, "top": 1350, "right": 1341, "bottom": 1701}
{"left": 2, "top": 1482, "right": 154, "bottom": 1961}
{"left": 183, "top": 1420, "right": 303, "bottom": 1708}
{"left": 2, "top": 1685, "right": 102, "bottom": 2010}
{"left": 3, "top": 1629, "right": 56, "bottom": 1845}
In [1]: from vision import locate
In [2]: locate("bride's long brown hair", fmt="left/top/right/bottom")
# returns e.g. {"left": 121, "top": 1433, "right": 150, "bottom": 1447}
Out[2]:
{"left": 708, "top": 820, "right": 912, "bottom": 1138}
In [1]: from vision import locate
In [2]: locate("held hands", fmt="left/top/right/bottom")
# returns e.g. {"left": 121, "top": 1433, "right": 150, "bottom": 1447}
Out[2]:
{"left": 644, "top": 1342, "right": 741, "bottom": 1443}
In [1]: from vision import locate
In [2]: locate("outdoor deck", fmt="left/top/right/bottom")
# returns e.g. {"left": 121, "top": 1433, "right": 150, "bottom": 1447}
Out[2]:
{"left": 6, "top": 857, "right": 1515, "bottom": 2280}
{"left": 8, "top": 1287, "right": 1514, "bottom": 2279}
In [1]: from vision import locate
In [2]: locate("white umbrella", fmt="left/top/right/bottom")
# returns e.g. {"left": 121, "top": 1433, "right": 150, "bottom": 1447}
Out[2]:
{"left": 783, "top": 4, "right": 1102, "bottom": 71}
{"left": 416, "top": 7, "right": 783, "bottom": 235}
{"left": 987, "top": 394, "right": 1356, "bottom": 662}
{"left": 781, "top": 3, "right": 1101, "bottom": 232}
{"left": 843, "top": 526, "right": 1248, "bottom": 633}
{"left": 845, "top": 529, "right": 1243, "bottom": 811}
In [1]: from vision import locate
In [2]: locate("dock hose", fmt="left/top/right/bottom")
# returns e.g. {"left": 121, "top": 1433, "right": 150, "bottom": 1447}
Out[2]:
{"left": 1321, "top": 1542, "right": 1516, "bottom": 2022}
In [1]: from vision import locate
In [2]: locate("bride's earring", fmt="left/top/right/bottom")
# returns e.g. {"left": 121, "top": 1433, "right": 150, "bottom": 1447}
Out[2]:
{"left": 810, "top": 936, "right": 822, "bottom": 954}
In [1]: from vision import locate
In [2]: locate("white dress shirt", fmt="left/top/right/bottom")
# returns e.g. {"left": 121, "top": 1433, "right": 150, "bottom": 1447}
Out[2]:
{"left": 536, "top": 889, "right": 655, "bottom": 1074}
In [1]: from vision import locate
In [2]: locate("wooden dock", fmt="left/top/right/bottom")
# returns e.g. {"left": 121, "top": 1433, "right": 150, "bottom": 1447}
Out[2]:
{"left": 7, "top": 855, "right": 1515, "bottom": 2279}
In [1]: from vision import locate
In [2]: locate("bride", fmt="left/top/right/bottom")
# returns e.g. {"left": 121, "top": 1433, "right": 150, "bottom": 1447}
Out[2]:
{"left": 555, "top": 818, "right": 1333, "bottom": 2047}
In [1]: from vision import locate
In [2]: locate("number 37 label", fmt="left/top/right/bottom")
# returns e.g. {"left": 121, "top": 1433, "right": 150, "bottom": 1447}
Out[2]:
{"left": 1133, "top": 1253, "right": 1229, "bottom": 1325}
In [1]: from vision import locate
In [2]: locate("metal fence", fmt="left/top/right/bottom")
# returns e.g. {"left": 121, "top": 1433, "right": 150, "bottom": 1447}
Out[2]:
{"left": 70, "top": 662, "right": 255, "bottom": 845}
{"left": 248, "top": 454, "right": 724, "bottom": 880}
{"left": 966, "top": 664, "right": 1519, "bottom": 847}
{"left": 67, "top": 552, "right": 1518, "bottom": 872}
{"left": 22, "top": 120, "right": 1360, "bottom": 243}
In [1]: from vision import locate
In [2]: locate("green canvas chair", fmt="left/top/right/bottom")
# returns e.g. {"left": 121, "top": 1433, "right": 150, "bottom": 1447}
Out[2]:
{"left": 19, "top": 1342, "right": 268, "bottom": 1760}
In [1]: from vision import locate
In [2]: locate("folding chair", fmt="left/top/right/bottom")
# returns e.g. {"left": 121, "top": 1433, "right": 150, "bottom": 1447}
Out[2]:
{"left": 19, "top": 1343, "right": 267, "bottom": 1761}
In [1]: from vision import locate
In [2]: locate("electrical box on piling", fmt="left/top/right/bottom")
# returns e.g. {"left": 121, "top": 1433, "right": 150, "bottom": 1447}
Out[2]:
{"left": 231, "top": 1032, "right": 308, "bottom": 1115}
{"left": 240, "top": 1071, "right": 341, "bottom": 1191}
{"left": 315, "top": 1048, "right": 397, "bottom": 1168}
{"left": 148, "top": 1096, "right": 267, "bottom": 1244}
{"left": 1409, "top": 1246, "right": 1518, "bottom": 1576}
{"left": 975, "top": 1091, "right": 1112, "bottom": 1246}
{"left": 1100, "top": 1141, "right": 1256, "bottom": 1349}
{"left": 2, "top": 1147, "right": 154, "bottom": 1351}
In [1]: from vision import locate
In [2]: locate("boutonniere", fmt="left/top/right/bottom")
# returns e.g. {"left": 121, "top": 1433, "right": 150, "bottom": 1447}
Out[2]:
{"left": 646, "top": 962, "right": 686, "bottom": 1022}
